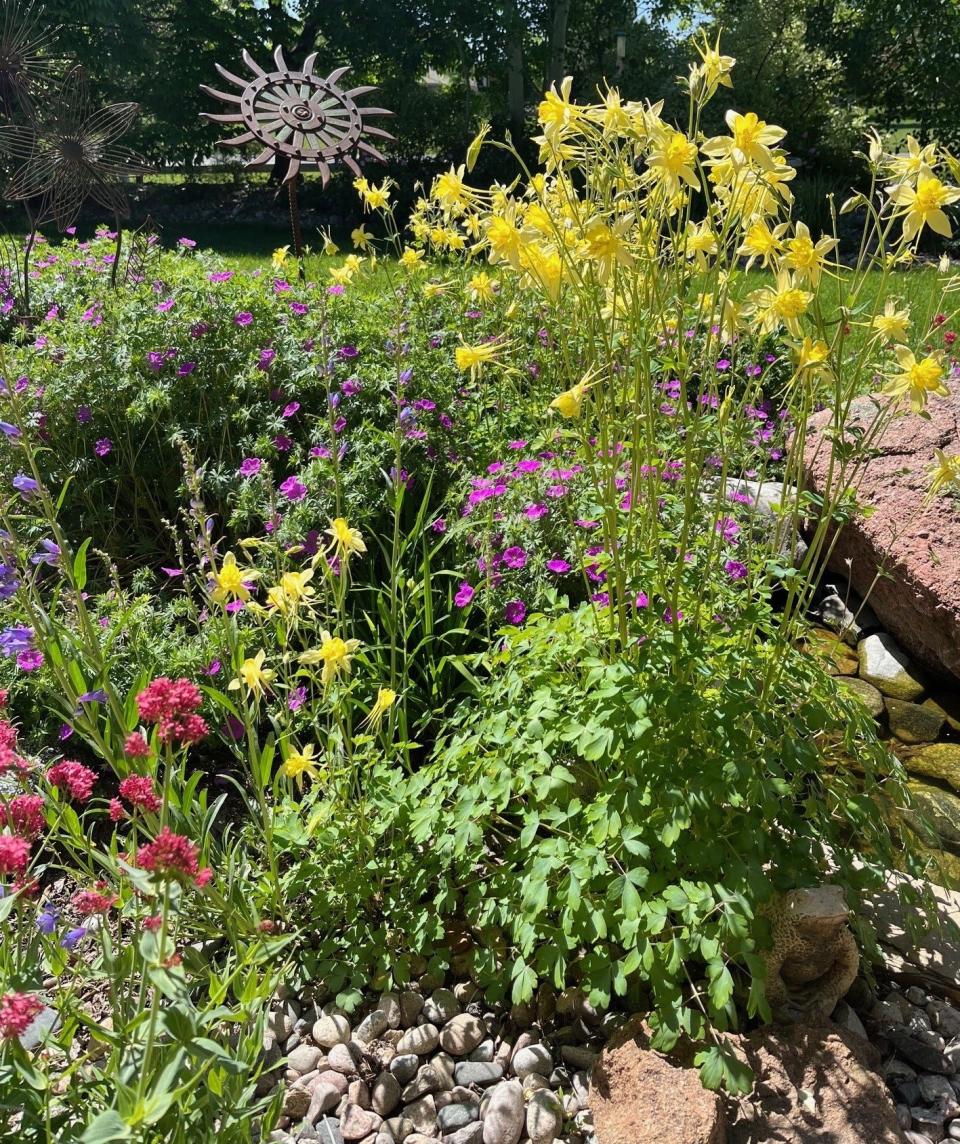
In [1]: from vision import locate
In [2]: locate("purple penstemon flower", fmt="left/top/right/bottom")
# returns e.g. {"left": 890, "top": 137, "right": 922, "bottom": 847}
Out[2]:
{"left": 36, "top": 909, "right": 58, "bottom": 935}
{"left": 0, "top": 420, "right": 20, "bottom": 438}
{"left": 61, "top": 927, "right": 86, "bottom": 950}
{"left": 13, "top": 472, "right": 38, "bottom": 498}
{"left": 30, "top": 539, "right": 60, "bottom": 565}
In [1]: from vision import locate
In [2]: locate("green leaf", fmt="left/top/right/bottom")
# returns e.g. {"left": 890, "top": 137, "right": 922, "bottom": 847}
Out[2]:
{"left": 73, "top": 538, "right": 92, "bottom": 592}
{"left": 695, "top": 1044, "right": 753, "bottom": 1094}
{"left": 80, "top": 1111, "right": 132, "bottom": 1143}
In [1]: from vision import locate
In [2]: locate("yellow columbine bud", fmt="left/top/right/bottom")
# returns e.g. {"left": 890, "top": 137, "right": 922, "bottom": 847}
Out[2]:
{"left": 365, "top": 687, "right": 397, "bottom": 729}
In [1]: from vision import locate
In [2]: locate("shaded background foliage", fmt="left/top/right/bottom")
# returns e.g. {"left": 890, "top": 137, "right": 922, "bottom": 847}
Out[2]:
{"left": 10, "top": 0, "right": 960, "bottom": 241}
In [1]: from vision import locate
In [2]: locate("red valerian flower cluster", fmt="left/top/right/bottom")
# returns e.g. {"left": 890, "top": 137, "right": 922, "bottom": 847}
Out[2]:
{"left": 71, "top": 888, "right": 118, "bottom": 916}
{"left": 0, "top": 834, "right": 30, "bottom": 877}
{"left": 0, "top": 718, "right": 29, "bottom": 776}
{"left": 46, "top": 760, "right": 97, "bottom": 802}
{"left": 0, "top": 794, "right": 45, "bottom": 839}
{"left": 118, "top": 775, "right": 162, "bottom": 813}
{"left": 135, "top": 826, "right": 212, "bottom": 886}
{"left": 135, "top": 678, "right": 208, "bottom": 745}
{"left": 0, "top": 991, "right": 43, "bottom": 1039}
{"left": 123, "top": 732, "right": 151, "bottom": 758}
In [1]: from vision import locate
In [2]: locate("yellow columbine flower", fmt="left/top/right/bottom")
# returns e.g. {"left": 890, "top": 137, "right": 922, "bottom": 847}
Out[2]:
{"left": 272, "top": 245, "right": 290, "bottom": 269}
{"left": 355, "top": 177, "right": 392, "bottom": 211}
{"left": 794, "top": 337, "right": 831, "bottom": 382}
{"left": 433, "top": 164, "right": 470, "bottom": 212}
{"left": 211, "top": 551, "right": 258, "bottom": 603}
{"left": 326, "top": 517, "right": 366, "bottom": 559}
{"left": 351, "top": 224, "right": 373, "bottom": 251}
{"left": 702, "top": 110, "right": 786, "bottom": 171}
{"left": 886, "top": 346, "right": 950, "bottom": 413}
{"left": 537, "top": 76, "right": 582, "bottom": 140}
{"left": 737, "top": 220, "right": 785, "bottom": 267}
{"left": 781, "top": 222, "right": 837, "bottom": 285}
{"left": 320, "top": 229, "right": 339, "bottom": 256}
{"left": 549, "top": 379, "right": 592, "bottom": 419}
{"left": 400, "top": 247, "right": 425, "bottom": 270}
{"left": 364, "top": 687, "right": 397, "bottom": 729}
{"left": 927, "top": 448, "right": 960, "bottom": 498}
{"left": 871, "top": 300, "right": 911, "bottom": 343}
{"left": 282, "top": 743, "right": 322, "bottom": 789}
{"left": 749, "top": 271, "right": 812, "bottom": 336}
{"left": 889, "top": 167, "right": 960, "bottom": 241}
{"left": 646, "top": 129, "right": 700, "bottom": 195}
{"left": 468, "top": 271, "right": 498, "bottom": 304}
{"left": 228, "top": 650, "right": 275, "bottom": 697}
{"left": 582, "top": 216, "right": 635, "bottom": 281}
{"left": 455, "top": 340, "right": 506, "bottom": 378}
{"left": 300, "top": 630, "right": 361, "bottom": 686}
{"left": 265, "top": 568, "right": 315, "bottom": 614}
{"left": 690, "top": 32, "right": 735, "bottom": 96}
{"left": 886, "top": 135, "right": 937, "bottom": 181}
{"left": 486, "top": 213, "right": 525, "bottom": 268}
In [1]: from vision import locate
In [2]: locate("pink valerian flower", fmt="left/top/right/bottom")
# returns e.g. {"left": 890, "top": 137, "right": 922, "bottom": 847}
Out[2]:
{"left": 123, "top": 732, "right": 150, "bottom": 758}
{"left": 136, "top": 826, "right": 210, "bottom": 885}
{"left": 0, "top": 992, "right": 43, "bottom": 1039}
{"left": 0, "top": 834, "right": 30, "bottom": 876}
{"left": 0, "top": 795, "right": 44, "bottom": 839}
{"left": 143, "top": 914, "right": 163, "bottom": 931}
{"left": 46, "top": 760, "right": 96, "bottom": 802}
{"left": 118, "top": 775, "right": 162, "bottom": 813}
{"left": 71, "top": 888, "right": 117, "bottom": 916}
{"left": 108, "top": 798, "right": 125, "bottom": 821}
{"left": 136, "top": 678, "right": 207, "bottom": 745}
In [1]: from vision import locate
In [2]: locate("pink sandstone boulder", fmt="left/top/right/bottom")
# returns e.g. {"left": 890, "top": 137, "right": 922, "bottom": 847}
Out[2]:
{"left": 803, "top": 391, "right": 960, "bottom": 682}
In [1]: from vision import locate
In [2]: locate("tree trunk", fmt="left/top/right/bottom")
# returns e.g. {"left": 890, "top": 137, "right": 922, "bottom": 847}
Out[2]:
{"left": 507, "top": 30, "right": 525, "bottom": 142}
{"left": 547, "top": 0, "right": 572, "bottom": 89}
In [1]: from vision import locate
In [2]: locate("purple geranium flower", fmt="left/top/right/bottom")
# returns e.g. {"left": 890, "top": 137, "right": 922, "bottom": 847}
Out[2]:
{"left": 546, "top": 558, "right": 570, "bottom": 574}
{"left": 724, "top": 559, "right": 748, "bottom": 580}
{"left": 177, "top": 362, "right": 196, "bottom": 376}
{"left": 94, "top": 438, "right": 112, "bottom": 457}
{"left": 234, "top": 311, "right": 253, "bottom": 326}
{"left": 504, "top": 599, "right": 526, "bottom": 624}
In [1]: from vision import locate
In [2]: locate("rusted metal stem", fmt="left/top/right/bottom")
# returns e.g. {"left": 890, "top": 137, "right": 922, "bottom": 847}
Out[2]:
{"left": 287, "top": 174, "right": 305, "bottom": 279}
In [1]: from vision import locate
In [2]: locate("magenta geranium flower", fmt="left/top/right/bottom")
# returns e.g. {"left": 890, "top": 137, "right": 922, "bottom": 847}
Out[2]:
{"left": 504, "top": 599, "right": 526, "bottom": 624}
{"left": 234, "top": 312, "right": 253, "bottom": 326}
{"left": 239, "top": 457, "right": 262, "bottom": 477}
{"left": 454, "top": 582, "right": 475, "bottom": 607}
{"left": 501, "top": 546, "right": 527, "bottom": 570}
{"left": 279, "top": 476, "right": 306, "bottom": 501}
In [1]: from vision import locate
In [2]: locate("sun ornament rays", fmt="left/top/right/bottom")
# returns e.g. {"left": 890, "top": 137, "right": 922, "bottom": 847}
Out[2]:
{"left": 199, "top": 47, "right": 394, "bottom": 262}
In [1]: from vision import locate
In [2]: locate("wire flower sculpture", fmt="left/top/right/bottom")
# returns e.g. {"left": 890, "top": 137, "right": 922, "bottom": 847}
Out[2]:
{"left": 0, "top": 0, "right": 61, "bottom": 117}
{"left": 200, "top": 47, "right": 394, "bottom": 260}
{"left": 0, "top": 64, "right": 149, "bottom": 307}
{"left": 0, "top": 65, "right": 147, "bottom": 231}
